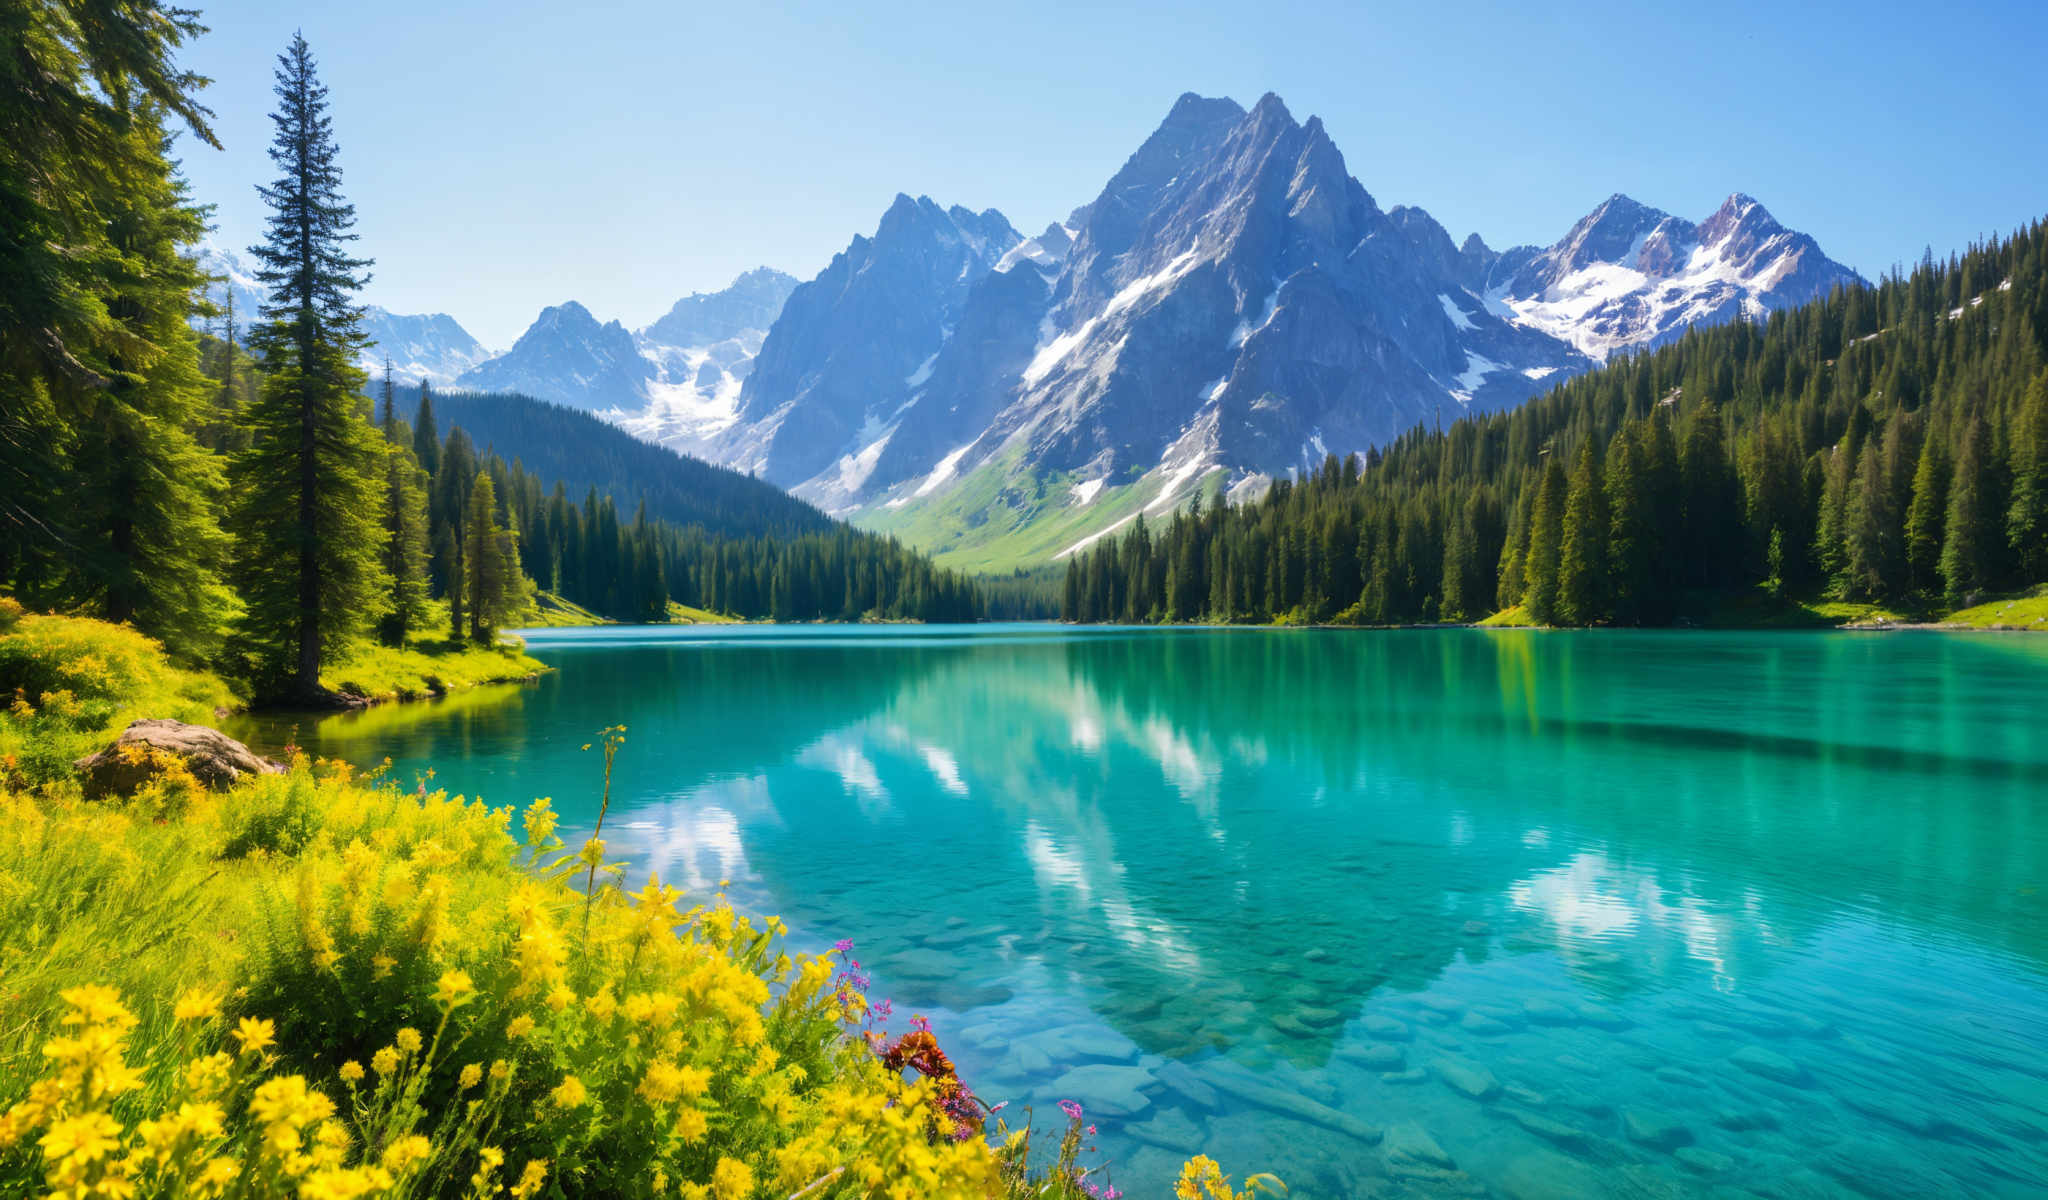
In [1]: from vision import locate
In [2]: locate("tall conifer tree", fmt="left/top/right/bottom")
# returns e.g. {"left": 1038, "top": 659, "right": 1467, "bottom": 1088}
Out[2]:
{"left": 1557, "top": 437, "right": 1610, "bottom": 625}
{"left": 230, "top": 33, "right": 389, "bottom": 699}
{"left": 1522, "top": 454, "right": 1568, "bottom": 624}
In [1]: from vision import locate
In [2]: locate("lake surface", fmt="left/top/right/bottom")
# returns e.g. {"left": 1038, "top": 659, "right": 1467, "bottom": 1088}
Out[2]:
{"left": 238, "top": 625, "right": 2048, "bottom": 1198}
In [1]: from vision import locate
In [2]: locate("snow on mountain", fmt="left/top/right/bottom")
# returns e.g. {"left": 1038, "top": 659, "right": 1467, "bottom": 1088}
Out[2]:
{"left": 194, "top": 244, "right": 491, "bottom": 385}
{"left": 1474, "top": 192, "right": 1862, "bottom": 362}
{"left": 359, "top": 307, "right": 493, "bottom": 385}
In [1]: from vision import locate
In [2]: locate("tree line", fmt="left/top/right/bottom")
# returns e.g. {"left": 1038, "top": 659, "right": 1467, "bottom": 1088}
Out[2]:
{"left": 0, "top": 11, "right": 980, "bottom": 704}
{"left": 1064, "top": 220, "right": 2048, "bottom": 625}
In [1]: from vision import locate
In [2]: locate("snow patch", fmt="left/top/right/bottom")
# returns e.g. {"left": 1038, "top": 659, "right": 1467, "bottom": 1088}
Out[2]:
{"left": 1023, "top": 242, "right": 1201, "bottom": 386}
{"left": 904, "top": 352, "right": 938, "bottom": 388}
{"left": 1055, "top": 514, "right": 1137, "bottom": 560}
{"left": 1438, "top": 293, "right": 1476, "bottom": 331}
{"left": 1070, "top": 477, "right": 1107, "bottom": 506}
{"left": 913, "top": 439, "right": 979, "bottom": 498}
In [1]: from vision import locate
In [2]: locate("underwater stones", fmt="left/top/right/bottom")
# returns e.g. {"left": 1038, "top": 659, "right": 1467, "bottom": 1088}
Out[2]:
{"left": 955, "top": 1021, "right": 1004, "bottom": 1049}
{"left": 1153, "top": 1061, "right": 1218, "bottom": 1112}
{"left": 1556, "top": 1054, "right": 1603, "bottom": 1076}
{"left": 1381, "top": 1068, "right": 1430, "bottom": 1085}
{"left": 1522, "top": 997, "right": 1577, "bottom": 1026}
{"left": 935, "top": 982, "right": 1012, "bottom": 1010}
{"left": 1124, "top": 1106, "right": 1206, "bottom": 1155}
{"left": 1340, "top": 1043, "right": 1405, "bottom": 1071}
{"left": 1270, "top": 1013, "right": 1315, "bottom": 1039}
{"left": 1676, "top": 1147, "right": 1735, "bottom": 1175}
{"left": 1202, "top": 1070, "right": 1381, "bottom": 1144}
{"left": 1504, "top": 1108, "right": 1593, "bottom": 1151}
{"left": 1502, "top": 1083, "right": 1547, "bottom": 1108}
{"left": 1014, "top": 1024, "right": 1137, "bottom": 1065}
{"left": 1419, "top": 994, "right": 1467, "bottom": 1018}
{"left": 1713, "top": 1108, "right": 1780, "bottom": 1132}
{"left": 1303, "top": 946, "right": 1333, "bottom": 963}
{"left": 1046, "top": 1064, "right": 1154, "bottom": 1119}
{"left": 1362, "top": 1014, "right": 1412, "bottom": 1041}
{"left": 881, "top": 947, "right": 958, "bottom": 981}
{"left": 1496, "top": 1149, "right": 1609, "bottom": 1200}
{"left": 1731, "top": 1045, "right": 1810, "bottom": 1087}
{"left": 1656, "top": 1066, "right": 1707, "bottom": 1088}
{"left": 1296, "top": 1005, "right": 1345, "bottom": 1029}
{"left": 1432, "top": 1054, "right": 1502, "bottom": 1101}
{"left": 1383, "top": 1121, "right": 1455, "bottom": 1170}
{"left": 1461, "top": 1011, "right": 1513, "bottom": 1036}
{"left": 1013, "top": 1043, "right": 1053, "bottom": 1075}
{"left": 1575, "top": 1002, "right": 1631, "bottom": 1030}
{"left": 1462, "top": 920, "right": 1492, "bottom": 937}
{"left": 1624, "top": 1109, "right": 1695, "bottom": 1151}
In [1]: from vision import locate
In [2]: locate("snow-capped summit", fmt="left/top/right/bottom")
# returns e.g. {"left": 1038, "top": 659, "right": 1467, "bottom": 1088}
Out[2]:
{"left": 192, "top": 243, "right": 490, "bottom": 385}
{"left": 1475, "top": 192, "right": 1862, "bottom": 362}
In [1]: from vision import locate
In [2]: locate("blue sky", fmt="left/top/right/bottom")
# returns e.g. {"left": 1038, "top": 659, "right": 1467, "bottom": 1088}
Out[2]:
{"left": 176, "top": 0, "right": 2048, "bottom": 348}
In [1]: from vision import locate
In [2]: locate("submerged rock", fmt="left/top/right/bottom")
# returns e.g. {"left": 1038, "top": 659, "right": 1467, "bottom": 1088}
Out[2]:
{"left": 1203, "top": 1068, "right": 1381, "bottom": 1143}
{"left": 1153, "top": 1060, "right": 1219, "bottom": 1111}
{"left": 1124, "top": 1106, "right": 1205, "bottom": 1154}
{"left": 1046, "top": 1064, "right": 1154, "bottom": 1119}
{"left": 1361, "top": 1015, "right": 1413, "bottom": 1041}
{"left": 1383, "top": 1121, "right": 1455, "bottom": 1169}
{"left": 75, "top": 719, "right": 282, "bottom": 797}
{"left": 1675, "top": 1146, "right": 1735, "bottom": 1174}
{"left": 1731, "top": 1044, "right": 1810, "bottom": 1087}
{"left": 1624, "top": 1109, "right": 1695, "bottom": 1151}
{"left": 1340, "top": 1043, "right": 1405, "bottom": 1071}
{"left": 1432, "top": 1054, "right": 1502, "bottom": 1101}
{"left": 1522, "top": 997, "right": 1577, "bottom": 1026}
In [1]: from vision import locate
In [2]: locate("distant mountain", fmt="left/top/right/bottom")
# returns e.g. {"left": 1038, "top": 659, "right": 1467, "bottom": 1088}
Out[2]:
{"left": 359, "top": 307, "right": 492, "bottom": 385}
{"left": 454, "top": 301, "right": 654, "bottom": 410}
{"left": 400, "top": 387, "right": 833, "bottom": 540}
{"left": 1471, "top": 192, "right": 1862, "bottom": 362}
{"left": 614, "top": 268, "right": 798, "bottom": 454}
{"left": 194, "top": 244, "right": 492, "bottom": 386}
{"left": 699, "top": 197, "right": 1023, "bottom": 497}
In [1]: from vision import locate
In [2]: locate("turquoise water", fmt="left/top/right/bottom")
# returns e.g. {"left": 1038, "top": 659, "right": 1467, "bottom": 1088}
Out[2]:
{"left": 239, "top": 626, "right": 2048, "bottom": 1198}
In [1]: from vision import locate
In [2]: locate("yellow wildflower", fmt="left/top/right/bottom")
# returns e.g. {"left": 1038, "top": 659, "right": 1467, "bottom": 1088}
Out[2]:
{"left": 381, "top": 1134, "right": 432, "bottom": 1173}
{"left": 371, "top": 1047, "right": 401, "bottom": 1077}
{"left": 506, "top": 1015, "right": 535, "bottom": 1039}
{"left": 40, "top": 1111, "right": 121, "bottom": 1163}
{"left": 711, "top": 1156, "right": 754, "bottom": 1200}
{"left": 675, "top": 1107, "right": 708, "bottom": 1144}
{"left": 233, "top": 1017, "right": 276, "bottom": 1056}
{"left": 394, "top": 1027, "right": 423, "bottom": 1054}
{"left": 370, "top": 953, "right": 396, "bottom": 980}
{"left": 511, "top": 1160, "right": 549, "bottom": 1200}
{"left": 460, "top": 1063, "right": 483, "bottom": 1090}
{"left": 433, "top": 969, "right": 477, "bottom": 1010}
{"left": 544, "top": 985, "right": 575, "bottom": 1012}
{"left": 549, "top": 1076, "right": 587, "bottom": 1109}
{"left": 173, "top": 987, "right": 223, "bottom": 1022}
{"left": 338, "top": 1061, "right": 364, "bottom": 1084}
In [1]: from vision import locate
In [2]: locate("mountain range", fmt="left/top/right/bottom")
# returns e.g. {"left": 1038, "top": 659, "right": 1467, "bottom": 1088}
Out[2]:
{"left": 197, "top": 92, "right": 1861, "bottom": 570}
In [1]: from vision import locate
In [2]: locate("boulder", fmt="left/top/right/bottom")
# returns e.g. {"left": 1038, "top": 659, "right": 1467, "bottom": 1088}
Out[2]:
{"left": 75, "top": 719, "right": 282, "bottom": 797}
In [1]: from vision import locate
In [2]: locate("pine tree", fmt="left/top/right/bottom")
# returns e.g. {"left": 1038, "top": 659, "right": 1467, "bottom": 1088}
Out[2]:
{"left": 1940, "top": 421, "right": 1995, "bottom": 609}
{"left": 230, "top": 34, "right": 389, "bottom": 699}
{"left": 1522, "top": 454, "right": 1568, "bottom": 624}
{"left": 66, "top": 110, "right": 237, "bottom": 656}
{"left": 1605, "top": 426, "right": 1650, "bottom": 625}
{"left": 434, "top": 429, "right": 477, "bottom": 637}
{"left": 1557, "top": 436, "right": 1610, "bottom": 625}
{"left": 377, "top": 439, "right": 432, "bottom": 647}
{"left": 2008, "top": 372, "right": 2048, "bottom": 581}
{"left": 1904, "top": 428, "right": 1950, "bottom": 596}
{"left": 465, "top": 471, "right": 512, "bottom": 642}
{"left": 413, "top": 381, "right": 441, "bottom": 477}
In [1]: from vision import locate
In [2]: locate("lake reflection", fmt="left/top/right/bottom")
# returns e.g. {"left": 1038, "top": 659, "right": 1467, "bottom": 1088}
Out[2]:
{"left": 242, "top": 627, "right": 2048, "bottom": 1198}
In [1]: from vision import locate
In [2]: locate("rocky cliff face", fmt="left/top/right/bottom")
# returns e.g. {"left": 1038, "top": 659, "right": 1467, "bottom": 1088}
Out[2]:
{"left": 456, "top": 301, "right": 654, "bottom": 410}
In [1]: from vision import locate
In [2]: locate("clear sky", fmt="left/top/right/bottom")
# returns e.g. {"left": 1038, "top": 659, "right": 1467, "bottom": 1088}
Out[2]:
{"left": 175, "top": 0, "right": 2048, "bottom": 349}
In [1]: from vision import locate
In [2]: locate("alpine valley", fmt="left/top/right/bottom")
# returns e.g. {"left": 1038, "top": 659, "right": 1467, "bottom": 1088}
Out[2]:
{"left": 244, "top": 92, "right": 1862, "bottom": 571}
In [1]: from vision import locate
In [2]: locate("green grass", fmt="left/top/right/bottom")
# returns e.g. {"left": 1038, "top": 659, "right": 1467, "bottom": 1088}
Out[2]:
{"left": 665, "top": 600, "right": 740, "bottom": 625}
{"left": 321, "top": 633, "right": 546, "bottom": 704}
{"left": 1939, "top": 586, "right": 2048, "bottom": 629}
{"left": 0, "top": 597, "right": 240, "bottom": 784}
{"left": 1475, "top": 605, "right": 1532, "bottom": 628}
{"left": 523, "top": 590, "right": 610, "bottom": 627}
